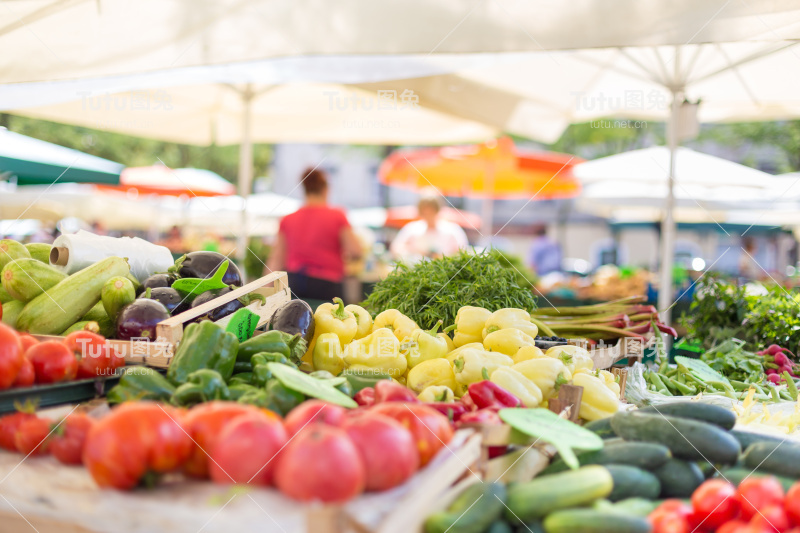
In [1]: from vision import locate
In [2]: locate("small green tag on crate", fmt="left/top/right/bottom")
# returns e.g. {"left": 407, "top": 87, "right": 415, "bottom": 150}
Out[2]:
{"left": 226, "top": 308, "right": 259, "bottom": 342}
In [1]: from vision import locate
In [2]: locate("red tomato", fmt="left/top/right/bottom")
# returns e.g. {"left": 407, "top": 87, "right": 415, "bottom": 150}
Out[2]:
{"left": 83, "top": 403, "right": 192, "bottom": 490}
{"left": 649, "top": 512, "right": 690, "bottom": 533}
{"left": 274, "top": 425, "right": 365, "bottom": 502}
{"left": 344, "top": 413, "right": 419, "bottom": 491}
{"left": 737, "top": 476, "right": 785, "bottom": 520}
{"left": 17, "top": 334, "right": 39, "bottom": 355}
{"left": 369, "top": 402, "right": 453, "bottom": 466}
{"left": 63, "top": 331, "right": 122, "bottom": 379}
{"left": 785, "top": 483, "right": 800, "bottom": 526}
{"left": 11, "top": 357, "right": 35, "bottom": 387}
{"left": 28, "top": 340, "right": 78, "bottom": 384}
{"left": 750, "top": 504, "right": 791, "bottom": 533}
{"left": 50, "top": 413, "right": 94, "bottom": 465}
{"left": 692, "top": 480, "right": 740, "bottom": 530}
{"left": 14, "top": 417, "right": 52, "bottom": 456}
{"left": 182, "top": 402, "right": 263, "bottom": 478}
{"left": 209, "top": 411, "right": 288, "bottom": 486}
{"left": 716, "top": 521, "right": 750, "bottom": 533}
{"left": 284, "top": 400, "right": 346, "bottom": 436}
{"left": 0, "top": 412, "right": 37, "bottom": 450}
{"left": 0, "top": 322, "right": 23, "bottom": 389}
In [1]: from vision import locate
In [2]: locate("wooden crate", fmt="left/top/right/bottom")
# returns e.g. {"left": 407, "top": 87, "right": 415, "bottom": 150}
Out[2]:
{"left": 34, "top": 271, "right": 290, "bottom": 369}
{"left": 0, "top": 408, "right": 481, "bottom": 533}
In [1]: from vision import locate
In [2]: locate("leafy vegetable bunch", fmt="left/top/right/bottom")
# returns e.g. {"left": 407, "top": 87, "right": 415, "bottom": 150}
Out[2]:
{"left": 364, "top": 250, "right": 538, "bottom": 330}
{"left": 681, "top": 276, "right": 800, "bottom": 354}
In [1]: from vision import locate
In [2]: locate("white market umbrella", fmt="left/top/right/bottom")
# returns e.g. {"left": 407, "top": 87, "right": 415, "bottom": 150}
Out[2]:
{"left": 5, "top": 1, "right": 800, "bottom": 84}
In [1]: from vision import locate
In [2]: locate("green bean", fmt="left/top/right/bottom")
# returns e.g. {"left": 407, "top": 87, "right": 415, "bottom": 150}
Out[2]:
{"left": 780, "top": 390, "right": 794, "bottom": 401}
{"left": 668, "top": 378, "right": 696, "bottom": 395}
{"left": 650, "top": 372, "right": 669, "bottom": 392}
{"left": 730, "top": 380, "right": 751, "bottom": 391}
{"left": 783, "top": 372, "right": 798, "bottom": 401}
{"left": 769, "top": 384, "right": 781, "bottom": 403}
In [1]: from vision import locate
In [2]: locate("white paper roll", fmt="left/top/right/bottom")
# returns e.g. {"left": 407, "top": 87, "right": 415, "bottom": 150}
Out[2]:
{"left": 51, "top": 230, "right": 174, "bottom": 282}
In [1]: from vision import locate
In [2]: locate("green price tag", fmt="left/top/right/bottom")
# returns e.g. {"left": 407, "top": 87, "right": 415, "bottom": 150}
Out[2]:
{"left": 172, "top": 260, "right": 230, "bottom": 296}
{"left": 225, "top": 308, "right": 260, "bottom": 342}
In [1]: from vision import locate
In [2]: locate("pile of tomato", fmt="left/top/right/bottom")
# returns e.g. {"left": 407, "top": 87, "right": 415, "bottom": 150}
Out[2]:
{"left": 651, "top": 477, "right": 800, "bottom": 532}
{"left": 0, "top": 322, "right": 124, "bottom": 388}
{"left": 0, "top": 397, "right": 454, "bottom": 503}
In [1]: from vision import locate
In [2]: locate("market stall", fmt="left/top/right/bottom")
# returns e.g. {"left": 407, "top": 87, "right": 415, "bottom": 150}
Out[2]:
{"left": 2, "top": 233, "right": 800, "bottom": 533}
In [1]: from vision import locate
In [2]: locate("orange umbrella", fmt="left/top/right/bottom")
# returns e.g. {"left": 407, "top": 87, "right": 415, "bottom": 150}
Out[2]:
{"left": 379, "top": 137, "right": 582, "bottom": 199}
{"left": 385, "top": 205, "right": 482, "bottom": 229}
{"left": 98, "top": 166, "right": 236, "bottom": 197}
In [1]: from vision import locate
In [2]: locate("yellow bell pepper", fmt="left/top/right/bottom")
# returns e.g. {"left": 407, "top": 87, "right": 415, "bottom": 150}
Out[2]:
{"left": 452, "top": 347, "right": 513, "bottom": 385}
{"left": 440, "top": 331, "right": 456, "bottom": 352}
{"left": 482, "top": 308, "right": 539, "bottom": 339}
{"left": 596, "top": 369, "right": 622, "bottom": 398}
{"left": 373, "top": 309, "right": 418, "bottom": 343}
{"left": 312, "top": 333, "right": 345, "bottom": 376}
{"left": 417, "top": 385, "right": 455, "bottom": 403}
{"left": 512, "top": 345, "right": 546, "bottom": 364}
{"left": 545, "top": 345, "right": 594, "bottom": 374}
{"left": 483, "top": 328, "right": 536, "bottom": 356}
{"left": 573, "top": 372, "right": 619, "bottom": 421}
{"left": 512, "top": 358, "right": 572, "bottom": 400}
{"left": 453, "top": 306, "right": 492, "bottom": 347}
{"left": 344, "top": 328, "right": 408, "bottom": 377}
{"left": 345, "top": 304, "right": 373, "bottom": 340}
{"left": 304, "top": 298, "right": 359, "bottom": 368}
{"left": 407, "top": 358, "right": 457, "bottom": 393}
{"left": 490, "top": 367, "right": 543, "bottom": 407}
{"left": 405, "top": 320, "right": 450, "bottom": 369}
{"left": 445, "top": 342, "right": 484, "bottom": 363}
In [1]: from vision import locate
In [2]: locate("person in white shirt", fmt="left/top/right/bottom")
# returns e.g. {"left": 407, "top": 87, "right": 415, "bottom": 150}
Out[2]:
{"left": 390, "top": 192, "right": 469, "bottom": 262}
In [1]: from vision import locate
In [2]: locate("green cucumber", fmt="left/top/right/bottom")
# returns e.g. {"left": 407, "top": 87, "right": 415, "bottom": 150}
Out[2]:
{"left": 583, "top": 418, "right": 617, "bottom": 439}
{"left": 639, "top": 401, "right": 736, "bottom": 430}
{"left": 16, "top": 256, "right": 130, "bottom": 335}
{"left": 425, "top": 482, "right": 506, "bottom": 533}
{"left": 81, "top": 302, "right": 108, "bottom": 322}
{"left": 542, "top": 441, "right": 671, "bottom": 475}
{"left": 0, "top": 285, "right": 12, "bottom": 304}
{"left": 0, "top": 239, "right": 31, "bottom": 271}
{"left": 505, "top": 465, "right": 613, "bottom": 523}
{"left": 24, "top": 243, "right": 52, "bottom": 263}
{"left": 1, "top": 258, "right": 67, "bottom": 302}
{"left": 742, "top": 441, "right": 800, "bottom": 479}
{"left": 608, "top": 498, "right": 660, "bottom": 518}
{"left": 652, "top": 459, "right": 704, "bottom": 498}
{"left": 61, "top": 320, "right": 99, "bottom": 335}
{"left": 101, "top": 276, "right": 136, "bottom": 321}
{"left": 610, "top": 411, "right": 740, "bottom": 464}
{"left": 720, "top": 467, "right": 796, "bottom": 491}
{"left": 605, "top": 465, "right": 661, "bottom": 501}
{"left": 731, "top": 429, "right": 787, "bottom": 450}
{"left": 1, "top": 300, "right": 24, "bottom": 327}
{"left": 486, "top": 521, "right": 513, "bottom": 533}
{"left": 542, "top": 509, "right": 651, "bottom": 533}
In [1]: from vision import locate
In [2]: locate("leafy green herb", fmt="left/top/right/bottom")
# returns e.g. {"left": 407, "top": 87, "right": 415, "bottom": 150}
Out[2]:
{"left": 364, "top": 250, "right": 538, "bottom": 330}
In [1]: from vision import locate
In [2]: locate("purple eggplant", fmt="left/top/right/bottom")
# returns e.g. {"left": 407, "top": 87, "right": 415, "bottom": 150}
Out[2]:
{"left": 173, "top": 252, "right": 242, "bottom": 287}
{"left": 191, "top": 287, "right": 241, "bottom": 322}
{"left": 116, "top": 299, "right": 170, "bottom": 341}
{"left": 268, "top": 300, "right": 315, "bottom": 343}
{"left": 142, "top": 273, "right": 178, "bottom": 293}
{"left": 141, "top": 287, "right": 191, "bottom": 316}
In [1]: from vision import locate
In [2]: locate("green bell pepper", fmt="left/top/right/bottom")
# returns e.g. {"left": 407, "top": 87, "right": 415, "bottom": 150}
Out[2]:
{"left": 264, "top": 380, "right": 304, "bottom": 415}
{"left": 310, "top": 370, "right": 354, "bottom": 397}
{"left": 250, "top": 352, "right": 298, "bottom": 387}
{"left": 237, "top": 330, "right": 297, "bottom": 364}
{"left": 107, "top": 367, "right": 176, "bottom": 404}
{"left": 228, "top": 372, "right": 254, "bottom": 386}
{"left": 232, "top": 361, "right": 253, "bottom": 374}
{"left": 167, "top": 321, "right": 239, "bottom": 384}
{"left": 228, "top": 383, "right": 258, "bottom": 401}
{"left": 340, "top": 368, "right": 392, "bottom": 393}
{"left": 171, "top": 369, "right": 230, "bottom": 406}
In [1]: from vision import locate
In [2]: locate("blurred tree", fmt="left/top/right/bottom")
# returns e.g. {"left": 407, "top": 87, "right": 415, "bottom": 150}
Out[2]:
{"left": 548, "top": 120, "right": 665, "bottom": 159}
{"left": 0, "top": 114, "right": 272, "bottom": 190}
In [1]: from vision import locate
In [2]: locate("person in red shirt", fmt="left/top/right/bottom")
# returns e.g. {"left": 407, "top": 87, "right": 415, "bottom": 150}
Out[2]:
{"left": 268, "top": 167, "right": 361, "bottom": 300}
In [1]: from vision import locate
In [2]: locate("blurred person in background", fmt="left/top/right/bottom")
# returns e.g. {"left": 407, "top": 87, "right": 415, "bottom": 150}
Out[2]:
{"left": 160, "top": 225, "right": 184, "bottom": 253}
{"left": 739, "top": 236, "right": 762, "bottom": 280}
{"left": 390, "top": 191, "right": 468, "bottom": 262}
{"left": 268, "top": 167, "right": 361, "bottom": 300}
{"left": 528, "top": 224, "right": 561, "bottom": 275}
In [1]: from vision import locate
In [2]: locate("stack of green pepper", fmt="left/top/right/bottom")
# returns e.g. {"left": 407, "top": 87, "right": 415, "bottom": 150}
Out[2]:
{"left": 107, "top": 322, "right": 357, "bottom": 415}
